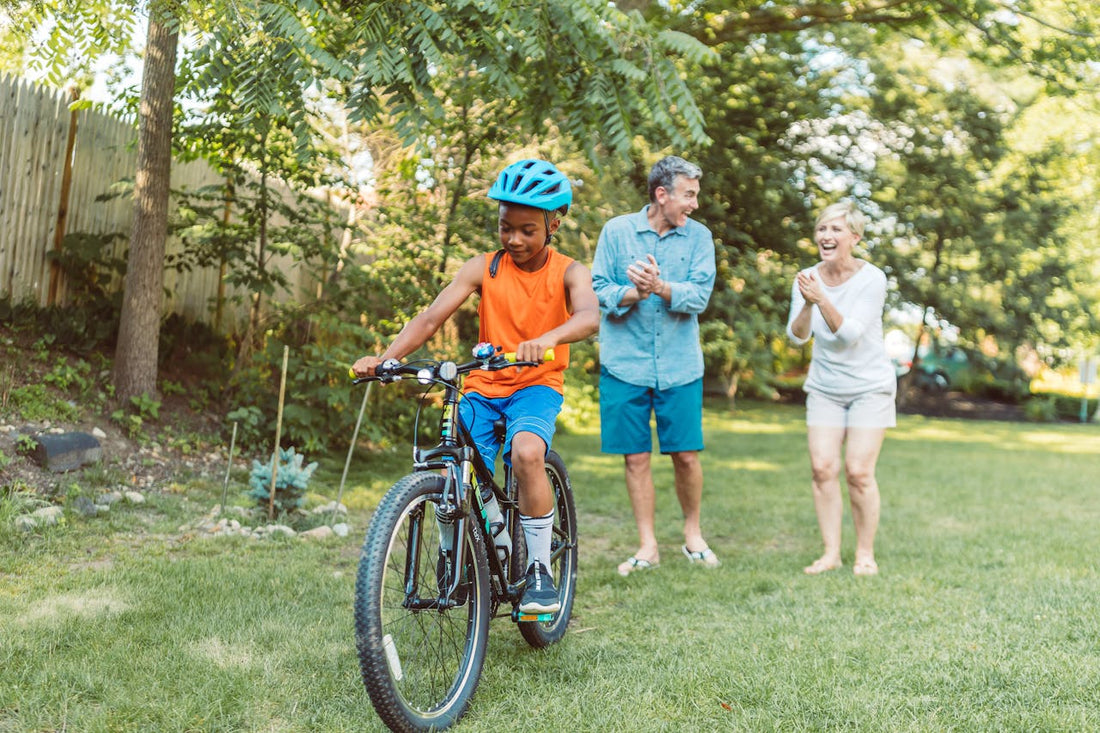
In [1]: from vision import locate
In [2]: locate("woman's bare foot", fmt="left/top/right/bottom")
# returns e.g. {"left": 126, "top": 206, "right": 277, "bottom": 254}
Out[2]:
{"left": 853, "top": 557, "right": 879, "bottom": 576}
{"left": 803, "top": 556, "right": 842, "bottom": 575}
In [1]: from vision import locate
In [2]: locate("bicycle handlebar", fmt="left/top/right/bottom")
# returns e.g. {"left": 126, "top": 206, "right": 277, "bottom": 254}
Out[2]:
{"left": 348, "top": 346, "right": 555, "bottom": 383}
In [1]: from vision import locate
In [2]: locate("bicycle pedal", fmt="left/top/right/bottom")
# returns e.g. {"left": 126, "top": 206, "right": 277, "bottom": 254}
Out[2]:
{"left": 513, "top": 611, "right": 554, "bottom": 623}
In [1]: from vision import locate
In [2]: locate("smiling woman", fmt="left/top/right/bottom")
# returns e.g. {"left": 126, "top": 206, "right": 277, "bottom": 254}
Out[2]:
{"left": 786, "top": 199, "right": 895, "bottom": 577}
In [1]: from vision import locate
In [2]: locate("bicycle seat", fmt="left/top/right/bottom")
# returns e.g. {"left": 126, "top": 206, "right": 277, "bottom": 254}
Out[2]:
{"left": 492, "top": 418, "right": 507, "bottom": 442}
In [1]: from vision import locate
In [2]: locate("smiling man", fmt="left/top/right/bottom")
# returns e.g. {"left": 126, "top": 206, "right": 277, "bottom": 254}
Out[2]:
{"left": 591, "top": 156, "right": 719, "bottom": 578}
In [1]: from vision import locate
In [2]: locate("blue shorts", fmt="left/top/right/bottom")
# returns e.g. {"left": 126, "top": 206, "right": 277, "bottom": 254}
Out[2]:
{"left": 598, "top": 367, "right": 704, "bottom": 454}
{"left": 459, "top": 386, "right": 563, "bottom": 475}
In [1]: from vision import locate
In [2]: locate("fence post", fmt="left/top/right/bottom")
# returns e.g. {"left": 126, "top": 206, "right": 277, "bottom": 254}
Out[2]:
{"left": 46, "top": 85, "right": 80, "bottom": 306}
{"left": 214, "top": 177, "right": 233, "bottom": 332}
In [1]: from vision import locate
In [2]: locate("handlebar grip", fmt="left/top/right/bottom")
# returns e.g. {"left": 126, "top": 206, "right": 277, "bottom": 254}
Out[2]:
{"left": 348, "top": 366, "right": 357, "bottom": 379}
{"left": 503, "top": 349, "right": 555, "bottom": 362}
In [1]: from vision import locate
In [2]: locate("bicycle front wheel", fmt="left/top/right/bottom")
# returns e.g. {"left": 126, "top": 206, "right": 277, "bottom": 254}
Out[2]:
{"left": 355, "top": 472, "right": 490, "bottom": 732}
{"left": 519, "top": 450, "right": 578, "bottom": 648}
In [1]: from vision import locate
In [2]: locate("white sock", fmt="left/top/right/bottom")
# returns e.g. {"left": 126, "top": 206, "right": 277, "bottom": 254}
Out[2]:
{"left": 520, "top": 509, "right": 554, "bottom": 570}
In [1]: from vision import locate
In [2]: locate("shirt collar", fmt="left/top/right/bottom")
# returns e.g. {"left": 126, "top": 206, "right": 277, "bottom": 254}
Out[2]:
{"left": 633, "top": 204, "right": 687, "bottom": 238}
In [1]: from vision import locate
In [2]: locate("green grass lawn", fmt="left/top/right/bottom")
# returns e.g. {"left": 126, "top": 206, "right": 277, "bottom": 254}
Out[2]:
{"left": 2, "top": 402, "right": 1098, "bottom": 731}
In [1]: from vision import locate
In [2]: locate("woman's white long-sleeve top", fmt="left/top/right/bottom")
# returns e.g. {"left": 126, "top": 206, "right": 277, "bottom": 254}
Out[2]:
{"left": 786, "top": 262, "right": 896, "bottom": 399}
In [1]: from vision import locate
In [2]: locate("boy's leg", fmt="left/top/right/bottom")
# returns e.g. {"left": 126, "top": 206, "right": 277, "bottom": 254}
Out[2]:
{"left": 501, "top": 387, "right": 561, "bottom": 569}
{"left": 502, "top": 387, "right": 563, "bottom": 613}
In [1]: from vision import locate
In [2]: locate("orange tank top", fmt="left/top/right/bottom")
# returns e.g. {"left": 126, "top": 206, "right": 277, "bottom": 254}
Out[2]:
{"left": 463, "top": 248, "right": 573, "bottom": 398}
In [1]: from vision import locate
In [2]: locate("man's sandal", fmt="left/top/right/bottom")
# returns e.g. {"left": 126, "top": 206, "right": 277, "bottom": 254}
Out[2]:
{"left": 681, "top": 545, "right": 720, "bottom": 568}
{"left": 617, "top": 556, "right": 658, "bottom": 577}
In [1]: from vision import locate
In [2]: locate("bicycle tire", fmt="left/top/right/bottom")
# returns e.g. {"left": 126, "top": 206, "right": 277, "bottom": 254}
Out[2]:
{"left": 518, "top": 450, "right": 578, "bottom": 648}
{"left": 355, "top": 472, "right": 490, "bottom": 732}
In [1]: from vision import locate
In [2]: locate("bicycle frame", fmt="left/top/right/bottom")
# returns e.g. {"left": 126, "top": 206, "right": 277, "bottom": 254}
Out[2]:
{"left": 370, "top": 356, "right": 532, "bottom": 613}
{"left": 353, "top": 346, "right": 580, "bottom": 731}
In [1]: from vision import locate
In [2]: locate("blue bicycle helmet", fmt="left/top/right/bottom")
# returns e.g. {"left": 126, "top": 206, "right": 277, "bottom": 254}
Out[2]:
{"left": 488, "top": 159, "right": 572, "bottom": 214}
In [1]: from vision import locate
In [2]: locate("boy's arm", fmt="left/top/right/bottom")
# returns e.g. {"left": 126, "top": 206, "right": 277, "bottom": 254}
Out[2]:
{"left": 512, "top": 261, "right": 600, "bottom": 363}
{"left": 352, "top": 255, "right": 484, "bottom": 376}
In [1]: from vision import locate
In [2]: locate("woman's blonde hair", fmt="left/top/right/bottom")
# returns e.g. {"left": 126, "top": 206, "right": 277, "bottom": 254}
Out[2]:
{"left": 815, "top": 200, "right": 866, "bottom": 238}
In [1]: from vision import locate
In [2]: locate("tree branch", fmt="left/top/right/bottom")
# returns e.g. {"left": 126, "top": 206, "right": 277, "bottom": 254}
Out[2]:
{"left": 708, "top": 0, "right": 928, "bottom": 42}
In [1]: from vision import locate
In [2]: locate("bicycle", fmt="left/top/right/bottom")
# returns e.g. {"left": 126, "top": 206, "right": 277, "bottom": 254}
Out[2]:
{"left": 351, "top": 343, "right": 579, "bottom": 732}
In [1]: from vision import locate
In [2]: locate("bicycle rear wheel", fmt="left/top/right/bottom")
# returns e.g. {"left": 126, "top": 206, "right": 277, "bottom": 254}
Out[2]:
{"left": 355, "top": 472, "right": 490, "bottom": 732}
{"left": 518, "top": 450, "right": 578, "bottom": 648}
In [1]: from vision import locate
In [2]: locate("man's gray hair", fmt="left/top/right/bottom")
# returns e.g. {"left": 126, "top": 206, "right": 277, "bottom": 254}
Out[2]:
{"left": 648, "top": 156, "right": 702, "bottom": 202}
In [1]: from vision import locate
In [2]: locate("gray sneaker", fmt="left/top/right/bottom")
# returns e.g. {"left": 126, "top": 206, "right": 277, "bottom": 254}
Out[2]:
{"left": 519, "top": 561, "right": 560, "bottom": 614}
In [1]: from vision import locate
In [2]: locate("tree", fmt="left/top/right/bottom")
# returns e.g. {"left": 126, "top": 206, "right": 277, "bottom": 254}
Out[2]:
{"left": 4, "top": 0, "right": 714, "bottom": 402}
{"left": 112, "top": 1, "right": 178, "bottom": 400}
{"left": 634, "top": 1, "right": 1099, "bottom": 393}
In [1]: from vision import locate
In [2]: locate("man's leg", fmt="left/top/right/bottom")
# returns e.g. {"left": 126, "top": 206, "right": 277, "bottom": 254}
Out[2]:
{"left": 654, "top": 379, "right": 712, "bottom": 561}
{"left": 670, "top": 450, "right": 706, "bottom": 553}
{"left": 621, "top": 452, "right": 659, "bottom": 570}
{"left": 598, "top": 369, "right": 658, "bottom": 573}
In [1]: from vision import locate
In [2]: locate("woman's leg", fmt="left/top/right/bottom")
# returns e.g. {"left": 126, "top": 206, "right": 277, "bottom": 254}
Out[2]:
{"left": 844, "top": 427, "right": 886, "bottom": 573}
{"left": 805, "top": 425, "right": 846, "bottom": 573}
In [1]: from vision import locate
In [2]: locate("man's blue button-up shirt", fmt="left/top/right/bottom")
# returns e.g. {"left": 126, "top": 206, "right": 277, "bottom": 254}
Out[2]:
{"left": 592, "top": 206, "right": 716, "bottom": 390}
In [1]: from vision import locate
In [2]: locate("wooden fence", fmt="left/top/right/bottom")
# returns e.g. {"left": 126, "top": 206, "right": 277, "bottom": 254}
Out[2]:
{"left": 0, "top": 72, "right": 324, "bottom": 334}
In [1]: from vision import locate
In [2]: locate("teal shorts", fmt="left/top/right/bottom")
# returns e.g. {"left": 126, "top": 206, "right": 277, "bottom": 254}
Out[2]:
{"left": 459, "top": 386, "right": 562, "bottom": 475}
{"left": 599, "top": 367, "right": 704, "bottom": 454}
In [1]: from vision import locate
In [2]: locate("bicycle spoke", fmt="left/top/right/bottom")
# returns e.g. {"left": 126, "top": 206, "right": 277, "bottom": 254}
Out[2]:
{"left": 357, "top": 473, "right": 489, "bottom": 729}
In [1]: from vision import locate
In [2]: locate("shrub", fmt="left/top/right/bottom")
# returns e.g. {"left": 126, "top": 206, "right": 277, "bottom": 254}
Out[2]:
{"left": 9, "top": 384, "right": 80, "bottom": 423}
{"left": 1026, "top": 392, "right": 1098, "bottom": 422}
{"left": 1023, "top": 395, "right": 1059, "bottom": 422}
{"left": 247, "top": 446, "right": 318, "bottom": 515}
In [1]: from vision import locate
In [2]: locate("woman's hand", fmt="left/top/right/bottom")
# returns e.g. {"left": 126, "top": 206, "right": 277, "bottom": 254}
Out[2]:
{"left": 796, "top": 270, "right": 825, "bottom": 305}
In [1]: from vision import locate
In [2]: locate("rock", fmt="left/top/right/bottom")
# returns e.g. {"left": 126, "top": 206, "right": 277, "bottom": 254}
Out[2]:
{"left": 332, "top": 522, "right": 350, "bottom": 538}
{"left": 31, "top": 506, "right": 64, "bottom": 526}
{"left": 123, "top": 491, "right": 145, "bottom": 504}
{"left": 29, "top": 432, "right": 102, "bottom": 472}
{"left": 91, "top": 427, "right": 107, "bottom": 439}
{"left": 267, "top": 524, "right": 296, "bottom": 538}
{"left": 300, "top": 525, "right": 335, "bottom": 541}
{"left": 312, "top": 501, "right": 348, "bottom": 516}
{"left": 15, "top": 516, "right": 37, "bottom": 531}
{"left": 74, "top": 497, "right": 99, "bottom": 517}
{"left": 96, "top": 491, "right": 124, "bottom": 506}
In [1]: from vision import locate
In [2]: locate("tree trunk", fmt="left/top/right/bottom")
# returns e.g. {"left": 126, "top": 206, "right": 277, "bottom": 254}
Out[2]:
{"left": 112, "top": 4, "right": 179, "bottom": 402}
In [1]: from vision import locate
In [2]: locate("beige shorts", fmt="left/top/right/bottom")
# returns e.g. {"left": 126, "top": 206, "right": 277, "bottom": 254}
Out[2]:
{"left": 806, "top": 390, "right": 896, "bottom": 429}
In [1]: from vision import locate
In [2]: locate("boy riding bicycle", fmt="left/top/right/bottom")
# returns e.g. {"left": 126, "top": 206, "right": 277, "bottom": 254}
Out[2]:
{"left": 352, "top": 159, "right": 599, "bottom": 613}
